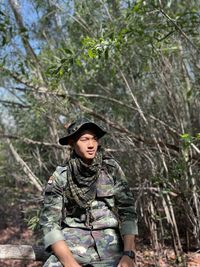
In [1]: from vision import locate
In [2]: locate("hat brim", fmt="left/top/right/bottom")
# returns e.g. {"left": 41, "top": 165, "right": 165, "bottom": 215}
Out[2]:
{"left": 59, "top": 122, "right": 107, "bottom": 145}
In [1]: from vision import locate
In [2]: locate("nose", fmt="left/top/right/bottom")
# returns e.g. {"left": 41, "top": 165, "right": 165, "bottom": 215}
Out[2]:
{"left": 88, "top": 139, "right": 95, "bottom": 147}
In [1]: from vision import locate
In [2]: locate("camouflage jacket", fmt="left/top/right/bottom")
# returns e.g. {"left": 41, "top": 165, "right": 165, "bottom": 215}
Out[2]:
{"left": 40, "top": 158, "right": 138, "bottom": 251}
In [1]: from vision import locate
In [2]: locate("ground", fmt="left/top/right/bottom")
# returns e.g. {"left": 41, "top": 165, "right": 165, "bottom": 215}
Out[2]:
{"left": 0, "top": 185, "right": 199, "bottom": 267}
{"left": 0, "top": 183, "right": 43, "bottom": 267}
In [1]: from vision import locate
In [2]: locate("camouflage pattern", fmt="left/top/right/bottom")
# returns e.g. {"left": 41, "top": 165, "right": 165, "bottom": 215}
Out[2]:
{"left": 43, "top": 228, "right": 122, "bottom": 266}
{"left": 40, "top": 158, "right": 138, "bottom": 266}
{"left": 43, "top": 255, "right": 120, "bottom": 267}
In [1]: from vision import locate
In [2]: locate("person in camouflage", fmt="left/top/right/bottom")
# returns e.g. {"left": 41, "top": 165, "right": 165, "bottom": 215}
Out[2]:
{"left": 40, "top": 117, "right": 138, "bottom": 267}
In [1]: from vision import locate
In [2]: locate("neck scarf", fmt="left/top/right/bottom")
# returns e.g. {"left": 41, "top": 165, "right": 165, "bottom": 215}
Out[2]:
{"left": 66, "top": 149, "right": 103, "bottom": 208}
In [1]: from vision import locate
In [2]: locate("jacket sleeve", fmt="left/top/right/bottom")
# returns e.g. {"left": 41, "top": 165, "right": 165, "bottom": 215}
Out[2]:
{"left": 39, "top": 166, "right": 68, "bottom": 251}
{"left": 112, "top": 160, "right": 138, "bottom": 236}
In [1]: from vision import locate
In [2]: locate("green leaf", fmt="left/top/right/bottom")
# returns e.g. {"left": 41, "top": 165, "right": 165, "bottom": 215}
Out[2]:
{"left": 88, "top": 49, "right": 96, "bottom": 58}
{"left": 60, "top": 58, "right": 68, "bottom": 64}
{"left": 133, "top": 0, "right": 143, "bottom": 13}
{"left": 59, "top": 68, "right": 64, "bottom": 76}
{"left": 186, "top": 89, "right": 192, "bottom": 99}
{"left": 62, "top": 48, "right": 73, "bottom": 55}
{"left": 104, "top": 48, "right": 109, "bottom": 59}
{"left": 180, "top": 133, "right": 190, "bottom": 139}
{"left": 196, "top": 133, "right": 200, "bottom": 140}
{"left": 75, "top": 59, "right": 82, "bottom": 67}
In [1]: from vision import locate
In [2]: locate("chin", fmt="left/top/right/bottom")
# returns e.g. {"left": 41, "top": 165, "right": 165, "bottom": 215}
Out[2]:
{"left": 85, "top": 155, "right": 95, "bottom": 160}
{"left": 87, "top": 156, "right": 95, "bottom": 159}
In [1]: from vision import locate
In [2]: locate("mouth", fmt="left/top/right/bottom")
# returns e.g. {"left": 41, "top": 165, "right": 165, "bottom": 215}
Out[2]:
{"left": 87, "top": 151, "right": 95, "bottom": 155}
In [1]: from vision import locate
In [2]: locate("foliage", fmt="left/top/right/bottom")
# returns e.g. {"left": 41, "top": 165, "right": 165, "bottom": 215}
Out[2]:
{"left": 0, "top": 0, "right": 200, "bottom": 258}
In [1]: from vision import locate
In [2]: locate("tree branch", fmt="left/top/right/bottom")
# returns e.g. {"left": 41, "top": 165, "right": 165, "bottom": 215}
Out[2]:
{"left": 6, "top": 139, "right": 43, "bottom": 191}
{"left": 0, "top": 99, "right": 30, "bottom": 108}
{"left": 1, "top": 134, "right": 62, "bottom": 148}
{"left": 8, "top": 0, "right": 39, "bottom": 63}
{"left": 159, "top": 9, "right": 200, "bottom": 52}
{"left": 70, "top": 97, "right": 181, "bottom": 154}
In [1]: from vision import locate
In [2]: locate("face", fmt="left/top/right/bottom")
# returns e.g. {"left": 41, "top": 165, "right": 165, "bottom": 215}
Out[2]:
{"left": 72, "top": 130, "right": 99, "bottom": 163}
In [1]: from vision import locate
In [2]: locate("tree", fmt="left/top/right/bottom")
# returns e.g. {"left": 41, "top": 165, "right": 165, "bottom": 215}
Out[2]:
{"left": 0, "top": 0, "right": 200, "bottom": 262}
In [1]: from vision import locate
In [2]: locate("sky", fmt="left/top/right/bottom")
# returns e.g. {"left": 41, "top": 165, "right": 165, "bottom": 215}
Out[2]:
{"left": 0, "top": 0, "right": 39, "bottom": 112}
{"left": 0, "top": 0, "right": 74, "bottom": 112}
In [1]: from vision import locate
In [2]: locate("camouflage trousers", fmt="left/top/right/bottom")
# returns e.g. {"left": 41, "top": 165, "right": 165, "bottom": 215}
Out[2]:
{"left": 43, "top": 227, "right": 123, "bottom": 267}
{"left": 43, "top": 255, "right": 121, "bottom": 267}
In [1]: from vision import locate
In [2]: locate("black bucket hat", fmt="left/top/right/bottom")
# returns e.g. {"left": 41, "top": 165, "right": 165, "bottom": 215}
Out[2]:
{"left": 59, "top": 117, "right": 107, "bottom": 145}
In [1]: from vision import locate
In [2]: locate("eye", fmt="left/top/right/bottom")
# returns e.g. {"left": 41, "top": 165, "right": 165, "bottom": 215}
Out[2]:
{"left": 80, "top": 137, "right": 88, "bottom": 142}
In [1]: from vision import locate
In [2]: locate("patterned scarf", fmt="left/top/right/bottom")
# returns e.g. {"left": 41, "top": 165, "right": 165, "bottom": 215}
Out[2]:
{"left": 66, "top": 149, "right": 103, "bottom": 208}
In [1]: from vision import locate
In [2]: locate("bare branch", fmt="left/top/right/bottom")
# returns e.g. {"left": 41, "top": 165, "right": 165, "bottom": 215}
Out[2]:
{"left": 68, "top": 14, "right": 91, "bottom": 34}
{"left": 119, "top": 69, "right": 148, "bottom": 124}
{"left": 0, "top": 134, "right": 62, "bottom": 148}
{"left": 0, "top": 66, "right": 48, "bottom": 92}
{"left": 159, "top": 9, "right": 200, "bottom": 52}
{"left": 8, "top": 0, "right": 39, "bottom": 62}
{"left": 0, "top": 99, "right": 30, "bottom": 108}
{"left": 70, "top": 97, "right": 181, "bottom": 154}
{"left": 7, "top": 139, "right": 43, "bottom": 191}
{"left": 7, "top": 88, "right": 27, "bottom": 105}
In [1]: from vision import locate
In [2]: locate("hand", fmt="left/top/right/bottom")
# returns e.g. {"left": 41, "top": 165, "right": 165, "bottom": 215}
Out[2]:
{"left": 117, "top": 255, "right": 136, "bottom": 267}
{"left": 51, "top": 240, "right": 82, "bottom": 267}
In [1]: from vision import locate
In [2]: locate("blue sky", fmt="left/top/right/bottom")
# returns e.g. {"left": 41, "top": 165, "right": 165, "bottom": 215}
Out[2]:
{"left": 0, "top": 0, "right": 74, "bottom": 106}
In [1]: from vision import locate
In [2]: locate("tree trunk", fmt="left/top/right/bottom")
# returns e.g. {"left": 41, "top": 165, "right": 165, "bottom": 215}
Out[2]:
{"left": 0, "top": 245, "right": 48, "bottom": 261}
